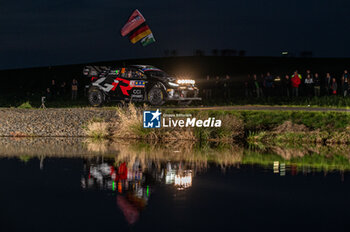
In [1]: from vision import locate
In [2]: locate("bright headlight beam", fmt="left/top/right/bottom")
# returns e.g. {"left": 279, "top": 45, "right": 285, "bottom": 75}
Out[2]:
{"left": 176, "top": 79, "right": 195, "bottom": 85}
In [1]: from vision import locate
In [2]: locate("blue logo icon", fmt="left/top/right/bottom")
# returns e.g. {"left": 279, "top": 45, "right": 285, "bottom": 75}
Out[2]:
{"left": 143, "top": 109, "right": 161, "bottom": 128}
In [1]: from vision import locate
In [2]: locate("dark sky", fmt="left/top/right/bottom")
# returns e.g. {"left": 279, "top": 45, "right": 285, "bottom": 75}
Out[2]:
{"left": 1, "top": 0, "right": 350, "bottom": 69}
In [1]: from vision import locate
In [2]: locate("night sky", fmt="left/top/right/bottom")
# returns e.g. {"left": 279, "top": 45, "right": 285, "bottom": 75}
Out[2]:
{"left": 1, "top": 0, "right": 350, "bottom": 69}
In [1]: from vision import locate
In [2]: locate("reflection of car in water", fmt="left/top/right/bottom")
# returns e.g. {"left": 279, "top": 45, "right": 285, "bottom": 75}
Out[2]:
{"left": 81, "top": 158, "right": 194, "bottom": 224}
{"left": 83, "top": 65, "right": 201, "bottom": 106}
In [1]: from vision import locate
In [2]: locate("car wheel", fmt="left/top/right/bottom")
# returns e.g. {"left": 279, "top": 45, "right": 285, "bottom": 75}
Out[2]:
{"left": 88, "top": 88, "right": 104, "bottom": 107}
{"left": 148, "top": 86, "right": 165, "bottom": 106}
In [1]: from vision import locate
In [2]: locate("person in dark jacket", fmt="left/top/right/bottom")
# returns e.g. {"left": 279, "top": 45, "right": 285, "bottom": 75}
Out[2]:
{"left": 324, "top": 73, "right": 332, "bottom": 95}
{"left": 203, "top": 75, "right": 213, "bottom": 100}
{"left": 264, "top": 72, "right": 274, "bottom": 97}
{"left": 71, "top": 79, "right": 78, "bottom": 100}
{"left": 50, "top": 79, "right": 57, "bottom": 99}
{"left": 253, "top": 74, "right": 263, "bottom": 98}
{"left": 331, "top": 77, "right": 337, "bottom": 95}
{"left": 223, "top": 75, "right": 231, "bottom": 99}
{"left": 282, "top": 74, "right": 291, "bottom": 97}
{"left": 313, "top": 73, "right": 321, "bottom": 97}
{"left": 342, "top": 70, "right": 349, "bottom": 97}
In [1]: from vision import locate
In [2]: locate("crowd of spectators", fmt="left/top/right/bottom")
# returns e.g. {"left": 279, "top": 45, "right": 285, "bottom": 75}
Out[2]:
{"left": 45, "top": 78, "right": 79, "bottom": 101}
{"left": 201, "top": 69, "right": 350, "bottom": 100}
{"left": 243, "top": 70, "right": 350, "bottom": 98}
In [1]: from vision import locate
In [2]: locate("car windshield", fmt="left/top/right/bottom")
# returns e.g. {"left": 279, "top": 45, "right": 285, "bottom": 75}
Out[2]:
{"left": 144, "top": 70, "right": 170, "bottom": 78}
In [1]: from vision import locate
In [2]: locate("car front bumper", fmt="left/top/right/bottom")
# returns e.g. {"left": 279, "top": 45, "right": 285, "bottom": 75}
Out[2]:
{"left": 166, "top": 87, "right": 201, "bottom": 101}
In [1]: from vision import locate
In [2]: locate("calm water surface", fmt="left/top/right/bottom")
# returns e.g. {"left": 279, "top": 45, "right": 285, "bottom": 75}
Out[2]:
{"left": 0, "top": 138, "right": 349, "bottom": 232}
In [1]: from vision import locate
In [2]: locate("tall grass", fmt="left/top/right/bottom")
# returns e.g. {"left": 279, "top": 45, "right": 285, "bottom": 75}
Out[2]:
{"left": 85, "top": 122, "right": 109, "bottom": 139}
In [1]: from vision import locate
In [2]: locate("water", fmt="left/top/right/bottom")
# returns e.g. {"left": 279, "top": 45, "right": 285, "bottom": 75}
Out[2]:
{"left": 0, "top": 138, "right": 349, "bottom": 232}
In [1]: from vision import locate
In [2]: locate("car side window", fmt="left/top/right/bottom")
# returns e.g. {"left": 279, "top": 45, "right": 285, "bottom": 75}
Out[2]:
{"left": 118, "top": 68, "right": 128, "bottom": 78}
{"left": 133, "top": 70, "right": 146, "bottom": 79}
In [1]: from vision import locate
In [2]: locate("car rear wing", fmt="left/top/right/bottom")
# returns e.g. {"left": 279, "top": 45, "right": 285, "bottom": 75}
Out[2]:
{"left": 83, "top": 66, "right": 111, "bottom": 79}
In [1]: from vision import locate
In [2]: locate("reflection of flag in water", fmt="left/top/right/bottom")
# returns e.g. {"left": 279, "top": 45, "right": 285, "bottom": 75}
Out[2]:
{"left": 121, "top": 9, "right": 155, "bottom": 46}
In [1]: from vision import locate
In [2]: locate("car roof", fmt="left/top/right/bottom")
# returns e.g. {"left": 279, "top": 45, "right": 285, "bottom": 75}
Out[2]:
{"left": 128, "top": 65, "right": 162, "bottom": 72}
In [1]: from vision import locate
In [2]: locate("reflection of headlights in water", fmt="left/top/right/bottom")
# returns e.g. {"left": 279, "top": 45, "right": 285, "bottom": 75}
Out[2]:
{"left": 165, "top": 170, "right": 176, "bottom": 184}
{"left": 280, "top": 163, "right": 286, "bottom": 176}
{"left": 174, "top": 172, "right": 192, "bottom": 190}
{"left": 273, "top": 161, "right": 279, "bottom": 173}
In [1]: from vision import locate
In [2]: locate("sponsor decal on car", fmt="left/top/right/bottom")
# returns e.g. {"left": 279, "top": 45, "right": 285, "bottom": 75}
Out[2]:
{"left": 130, "top": 80, "right": 145, "bottom": 88}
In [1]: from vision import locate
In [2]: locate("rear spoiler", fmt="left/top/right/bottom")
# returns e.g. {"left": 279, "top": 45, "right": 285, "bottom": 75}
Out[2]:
{"left": 83, "top": 66, "right": 111, "bottom": 78}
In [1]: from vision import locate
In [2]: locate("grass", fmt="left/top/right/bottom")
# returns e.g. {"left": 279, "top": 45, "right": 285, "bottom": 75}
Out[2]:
{"left": 85, "top": 121, "right": 109, "bottom": 139}
{"left": 17, "top": 101, "right": 33, "bottom": 109}
{"left": 80, "top": 104, "right": 350, "bottom": 143}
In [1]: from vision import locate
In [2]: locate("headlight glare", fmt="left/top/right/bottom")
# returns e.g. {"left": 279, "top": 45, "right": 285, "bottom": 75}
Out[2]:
{"left": 176, "top": 79, "right": 195, "bottom": 85}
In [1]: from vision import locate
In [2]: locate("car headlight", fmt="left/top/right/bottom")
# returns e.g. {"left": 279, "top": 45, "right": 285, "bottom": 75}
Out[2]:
{"left": 176, "top": 79, "right": 195, "bottom": 85}
{"left": 168, "top": 82, "right": 179, "bottom": 87}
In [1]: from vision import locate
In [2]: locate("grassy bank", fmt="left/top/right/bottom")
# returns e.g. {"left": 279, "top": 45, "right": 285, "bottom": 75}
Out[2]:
{"left": 85, "top": 139, "right": 350, "bottom": 172}
{"left": 84, "top": 105, "right": 350, "bottom": 144}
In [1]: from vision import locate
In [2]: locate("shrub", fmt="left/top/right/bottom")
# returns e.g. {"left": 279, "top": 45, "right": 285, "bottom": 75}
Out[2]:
{"left": 17, "top": 101, "right": 33, "bottom": 109}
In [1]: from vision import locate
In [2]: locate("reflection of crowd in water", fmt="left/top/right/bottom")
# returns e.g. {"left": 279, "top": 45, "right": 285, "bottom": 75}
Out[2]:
{"left": 80, "top": 157, "right": 194, "bottom": 224}
{"left": 272, "top": 161, "right": 346, "bottom": 181}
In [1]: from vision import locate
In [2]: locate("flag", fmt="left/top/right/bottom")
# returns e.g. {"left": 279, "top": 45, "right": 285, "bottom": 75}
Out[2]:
{"left": 121, "top": 9, "right": 145, "bottom": 37}
{"left": 141, "top": 33, "right": 156, "bottom": 46}
{"left": 128, "top": 23, "right": 152, "bottom": 44}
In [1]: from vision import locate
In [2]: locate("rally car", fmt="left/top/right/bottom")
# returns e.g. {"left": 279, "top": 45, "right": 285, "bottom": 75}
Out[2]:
{"left": 83, "top": 65, "right": 201, "bottom": 106}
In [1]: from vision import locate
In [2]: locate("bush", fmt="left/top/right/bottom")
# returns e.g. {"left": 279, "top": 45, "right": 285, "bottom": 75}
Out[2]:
{"left": 17, "top": 101, "right": 33, "bottom": 109}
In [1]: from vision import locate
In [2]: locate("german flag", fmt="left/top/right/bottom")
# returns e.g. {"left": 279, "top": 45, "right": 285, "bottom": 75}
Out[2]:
{"left": 128, "top": 23, "right": 152, "bottom": 44}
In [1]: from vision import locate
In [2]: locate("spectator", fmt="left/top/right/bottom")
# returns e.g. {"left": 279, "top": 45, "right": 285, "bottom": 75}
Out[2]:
{"left": 291, "top": 70, "right": 302, "bottom": 80}
{"left": 305, "top": 70, "right": 313, "bottom": 78}
{"left": 342, "top": 70, "right": 349, "bottom": 97}
{"left": 273, "top": 75, "right": 282, "bottom": 96}
{"left": 291, "top": 71, "right": 301, "bottom": 97}
{"left": 50, "top": 79, "right": 57, "bottom": 99}
{"left": 324, "top": 73, "right": 332, "bottom": 95}
{"left": 313, "top": 73, "right": 321, "bottom": 97}
{"left": 60, "top": 82, "right": 67, "bottom": 98}
{"left": 264, "top": 72, "right": 274, "bottom": 96}
{"left": 304, "top": 74, "right": 314, "bottom": 96}
{"left": 223, "top": 75, "right": 231, "bottom": 99}
{"left": 282, "top": 74, "right": 291, "bottom": 97}
{"left": 71, "top": 79, "right": 78, "bottom": 100}
{"left": 253, "top": 74, "right": 263, "bottom": 98}
{"left": 244, "top": 75, "right": 251, "bottom": 97}
{"left": 46, "top": 88, "right": 52, "bottom": 101}
{"left": 303, "top": 70, "right": 312, "bottom": 95}
{"left": 331, "top": 77, "right": 337, "bottom": 95}
{"left": 203, "top": 75, "right": 212, "bottom": 100}
{"left": 214, "top": 76, "right": 221, "bottom": 99}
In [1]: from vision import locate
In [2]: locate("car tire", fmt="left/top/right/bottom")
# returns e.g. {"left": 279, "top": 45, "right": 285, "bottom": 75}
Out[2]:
{"left": 148, "top": 85, "right": 165, "bottom": 106}
{"left": 88, "top": 88, "right": 104, "bottom": 107}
